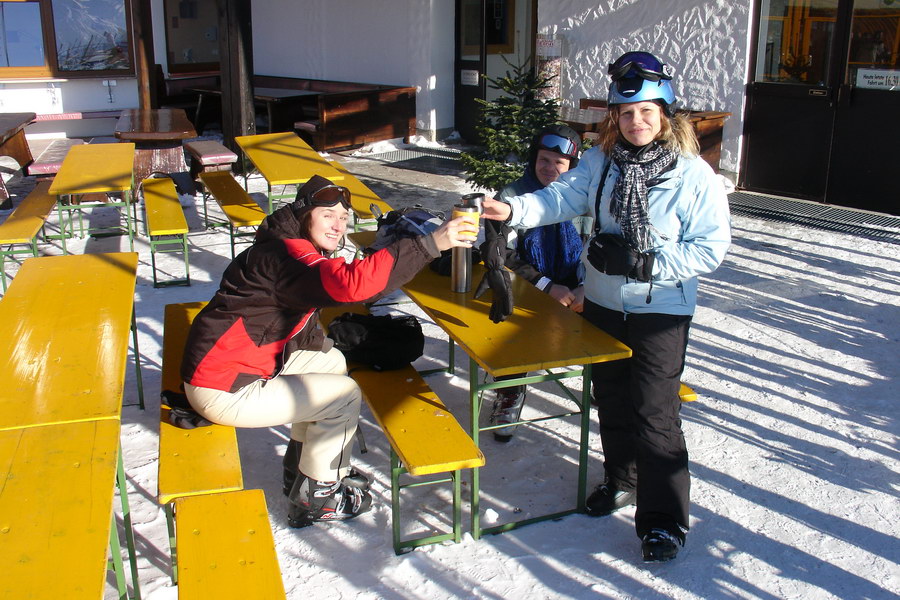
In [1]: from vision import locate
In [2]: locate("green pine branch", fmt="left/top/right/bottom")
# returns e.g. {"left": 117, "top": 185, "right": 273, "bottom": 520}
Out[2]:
{"left": 460, "top": 56, "right": 563, "bottom": 193}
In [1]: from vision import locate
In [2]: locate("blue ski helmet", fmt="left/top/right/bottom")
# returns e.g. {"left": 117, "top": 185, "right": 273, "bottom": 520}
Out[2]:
{"left": 607, "top": 51, "right": 677, "bottom": 116}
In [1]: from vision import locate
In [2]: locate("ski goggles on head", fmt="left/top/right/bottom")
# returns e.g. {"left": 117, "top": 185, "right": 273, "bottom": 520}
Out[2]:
{"left": 608, "top": 52, "right": 673, "bottom": 83}
{"left": 537, "top": 133, "right": 578, "bottom": 158}
{"left": 307, "top": 184, "right": 351, "bottom": 210}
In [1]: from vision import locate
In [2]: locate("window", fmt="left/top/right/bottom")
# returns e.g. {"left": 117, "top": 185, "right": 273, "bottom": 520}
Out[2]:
{"left": 163, "top": 0, "right": 219, "bottom": 74}
{"left": 460, "top": 0, "right": 516, "bottom": 57}
{"left": 0, "top": 0, "right": 132, "bottom": 78}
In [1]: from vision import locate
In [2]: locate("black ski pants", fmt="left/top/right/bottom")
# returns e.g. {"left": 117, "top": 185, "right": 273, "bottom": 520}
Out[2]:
{"left": 582, "top": 300, "right": 692, "bottom": 541}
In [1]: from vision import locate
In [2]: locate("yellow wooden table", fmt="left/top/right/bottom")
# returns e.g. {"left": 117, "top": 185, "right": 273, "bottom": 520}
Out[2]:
{"left": 0, "top": 420, "right": 133, "bottom": 599}
{"left": 401, "top": 264, "right": 632, "bottom": 538}
{"left": 0, "top": 252, "right": 144, "bottom": 429}
{"left": 0, "top": 252, "right": 145, "bottom": 598}
{"left": 235, "top": 132, "right": 344, "bottom": 213}
{"left": 47, "top": 143, "right": 137, "bottom": 254}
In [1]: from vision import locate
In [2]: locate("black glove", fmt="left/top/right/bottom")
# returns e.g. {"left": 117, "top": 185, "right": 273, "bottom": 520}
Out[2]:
{"left": 474, "top": 219, "right": 514, "bottom": 323}
{"left": 478, "top": 219, "right": 508, "bottom": 270}
{"left": 474, "top": 268, "right": 514, "bottom": 323}
{"left": 630, "top": 251, "right": 655, "bottom": 282}
{"left": 587, "top": 233, "right": 655, "bottom": 282}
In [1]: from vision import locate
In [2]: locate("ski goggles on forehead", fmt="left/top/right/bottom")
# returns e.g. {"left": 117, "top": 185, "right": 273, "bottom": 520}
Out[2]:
{"left": 308, "top": 184, "right": 351, "bottom": 209}
{"left": 608, "top": 54, "right": 673, "bottom": 82}
{"left": 538, "top": 133, "right": 578, "bottom": 158}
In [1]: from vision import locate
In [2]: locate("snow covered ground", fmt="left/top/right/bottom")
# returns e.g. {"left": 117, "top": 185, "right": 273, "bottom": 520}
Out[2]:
{"left": 2, "top": 148, "right": 897, "bottom": 600}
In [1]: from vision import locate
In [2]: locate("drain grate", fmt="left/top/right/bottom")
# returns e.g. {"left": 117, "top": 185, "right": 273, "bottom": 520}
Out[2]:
{"left": 728, "top": 191, "right": 900, "bottom": 243}
{"left": 360, "top": 147, "right": 463, "bottom": 173}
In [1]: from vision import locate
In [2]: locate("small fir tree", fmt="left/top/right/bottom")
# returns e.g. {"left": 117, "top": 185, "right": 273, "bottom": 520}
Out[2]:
{"left": 459, "top": 56, "right": 562, "bottom": 194}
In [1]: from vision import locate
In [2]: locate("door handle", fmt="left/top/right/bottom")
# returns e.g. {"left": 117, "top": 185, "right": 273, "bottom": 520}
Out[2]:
{"left": 808, "top": 88, "right": 828, "bottom": 97}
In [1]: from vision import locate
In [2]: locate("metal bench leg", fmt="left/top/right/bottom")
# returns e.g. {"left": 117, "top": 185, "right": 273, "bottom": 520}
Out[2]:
{"left": 165, "top": 503, "right": 179, "bottom": 585}
{"left": 116, "top": 445, "right": 141, "bottom": 600}
{"left": 182, "top": 233, "right": 191, "bottom": 285}
{"left": 130, "top": 310, "right": 145, "bottom": 409}
{"left": 150, "top": 240, "right": 159, "bottom": 287}
{"left": 390, "top": 450, "right": 403, "bottom": 554}
{"left": 452, "top": 469, "right": 462, "bottom": 543}
{"left": 108, "top": 512, "right": 130, "bottom": 600}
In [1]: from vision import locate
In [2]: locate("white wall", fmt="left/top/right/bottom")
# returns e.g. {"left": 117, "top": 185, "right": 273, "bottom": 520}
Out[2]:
{"left": 1, "top": 77, "right": 138, "bottom": 139}
{"left": 252, "top": 0, "right": 455, "bottom": 140}
{"left": 537, "top": 0, "right": 753, "bottom": 174}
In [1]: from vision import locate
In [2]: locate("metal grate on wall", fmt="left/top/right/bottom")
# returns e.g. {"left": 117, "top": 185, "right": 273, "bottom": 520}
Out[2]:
{"left": 728, "top": 191, "right": 900, "bottom": 244}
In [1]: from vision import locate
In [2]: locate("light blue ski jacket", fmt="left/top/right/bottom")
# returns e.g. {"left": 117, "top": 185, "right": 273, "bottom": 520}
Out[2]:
{"left": 505, "top": 146, "right": 731, "bottom": 316}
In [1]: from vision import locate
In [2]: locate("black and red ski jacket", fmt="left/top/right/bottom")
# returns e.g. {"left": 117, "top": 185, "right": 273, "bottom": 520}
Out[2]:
{"left": 181, "top": 203, "right": 439, "bottom": 393}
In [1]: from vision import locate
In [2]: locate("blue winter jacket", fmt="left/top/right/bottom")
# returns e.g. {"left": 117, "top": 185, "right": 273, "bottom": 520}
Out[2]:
{"left": 505, "top": 146, "right": 731, "bottom": 316}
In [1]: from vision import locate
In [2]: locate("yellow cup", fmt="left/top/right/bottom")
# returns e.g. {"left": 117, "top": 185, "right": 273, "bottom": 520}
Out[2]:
{"left": 452, "top": 205, "right": 480, "bottom": 241}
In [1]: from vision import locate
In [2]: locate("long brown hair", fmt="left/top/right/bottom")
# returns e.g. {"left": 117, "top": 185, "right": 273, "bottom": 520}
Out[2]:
{"left": 597, "top": 102, "right": 699, "bottom": 157}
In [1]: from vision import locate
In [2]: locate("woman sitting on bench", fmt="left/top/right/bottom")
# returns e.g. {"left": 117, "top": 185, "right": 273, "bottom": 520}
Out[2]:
{"left": 180, "top": 175, "right": 476, "bottom": 526}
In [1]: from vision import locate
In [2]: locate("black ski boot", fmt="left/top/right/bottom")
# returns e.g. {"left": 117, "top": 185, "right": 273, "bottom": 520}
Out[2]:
{"left": 641, "top": 528, "right": 683, "bottom": 562}
{"left": 490, "top": 387, "right": 526, "bottom": 442}
{"left": 283, "top": 439, "right": 369, "bottom": 496}
{"left": 585, "top": 481, "right": 636, "bottom": 517}
{"left": 287, "top": 472, "right": 372, "bottom": 527}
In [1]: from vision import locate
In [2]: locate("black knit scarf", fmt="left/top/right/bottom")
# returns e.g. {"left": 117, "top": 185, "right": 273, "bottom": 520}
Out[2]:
{"left": 609, "top": 141, "right": 677, "bottom": 252}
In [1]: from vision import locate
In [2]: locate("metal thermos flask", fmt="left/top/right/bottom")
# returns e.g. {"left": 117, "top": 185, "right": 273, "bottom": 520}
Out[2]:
{"left": 450, "top": 193, "right": 484, "bottom": 293}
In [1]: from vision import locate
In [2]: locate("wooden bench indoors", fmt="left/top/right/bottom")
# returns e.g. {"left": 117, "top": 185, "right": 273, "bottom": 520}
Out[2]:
{"left": 320, "top": 305, "right": 485, "bottom": 554}
{"left": 143, "top": 177, "right": 190, "bottom": 287}
{"left": 158, "top": 301, "right": 244, "bottom": 585}
{"left": 174, "top": 489, "right": 286, "bottom": 599}
{"left": 198, "top": 171, "right": 266, "bottom": 258}
{"left": 0, "top": 180, "right": 57, "bottom": 292}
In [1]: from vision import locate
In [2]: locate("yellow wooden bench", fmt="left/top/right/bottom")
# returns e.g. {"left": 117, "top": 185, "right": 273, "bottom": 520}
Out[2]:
{"left": 320, "top": 305, "right": 485, "bottom": 554}
{"left": 0, "top": 180, "right": 56, "bottom": 292}
{"left": 198, "top": 170, "right": 266, "bottom": 258}
{"left": 327, "top": 160, "right": 393, "bottom": 231}
{"left": 0, "top": 420, "right": 135, "bottom": 600}
{"left": 158, "top": 301, "right": 244, "bottom": 585}
{"left": 143, "top": 177, "right": 191, "bottom": 287}
{"left": 174, "top": 489, "right": 286, "bottom": 599}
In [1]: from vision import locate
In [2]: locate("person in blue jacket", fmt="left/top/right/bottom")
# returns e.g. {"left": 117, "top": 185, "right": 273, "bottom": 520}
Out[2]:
{"left": 482, "top": 51, "right": 731, "bottom": 562}
{"left": 489, "top": 124, "right": 584, "bottom": 442}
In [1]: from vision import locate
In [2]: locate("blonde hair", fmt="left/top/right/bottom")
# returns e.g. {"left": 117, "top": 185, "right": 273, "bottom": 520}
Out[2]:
{"left": 598, "top": 103, "right": 699, "bottom": 157}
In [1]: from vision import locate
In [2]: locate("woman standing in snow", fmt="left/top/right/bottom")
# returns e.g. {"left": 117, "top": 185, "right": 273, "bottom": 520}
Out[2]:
{"left": 482, "top": 51, "right": 731, "bottom": 561}
{"left": 180, "top": 174, "right": 476, "bottom": 527}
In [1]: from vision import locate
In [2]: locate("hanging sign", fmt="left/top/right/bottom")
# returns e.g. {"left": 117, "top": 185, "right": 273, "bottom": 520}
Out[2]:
{"left": 536, "top": 37, "right": 561, "bottom": 58}
{"left": 856, "top": 68, "right": 900, "bottom": 91}
{"left": 461, "top": 69, "right": 480, "bottom": 86}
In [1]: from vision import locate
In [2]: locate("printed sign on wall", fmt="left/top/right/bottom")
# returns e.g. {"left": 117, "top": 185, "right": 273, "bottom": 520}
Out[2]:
{"left": 856, "top": 68, "right": 899, "bottom": 91}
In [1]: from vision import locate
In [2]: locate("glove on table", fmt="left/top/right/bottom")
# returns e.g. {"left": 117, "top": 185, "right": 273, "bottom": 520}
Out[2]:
{"left": 474, "top": 219, "right": 514, "bottom": 323}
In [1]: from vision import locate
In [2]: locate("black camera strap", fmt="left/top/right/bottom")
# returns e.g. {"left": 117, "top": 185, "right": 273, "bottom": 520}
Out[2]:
{"left": 593, "top": 158, "right": 613, "bottom": 233}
